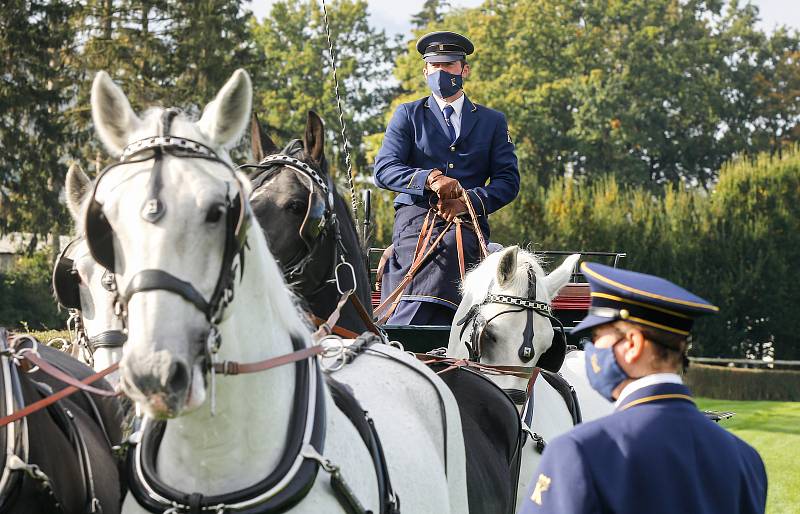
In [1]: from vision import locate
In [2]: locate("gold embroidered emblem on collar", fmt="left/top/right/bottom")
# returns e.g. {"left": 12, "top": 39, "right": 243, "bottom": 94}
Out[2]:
{"left": 591, "top": 354, "right": 601, "bottom": 373}
{"left": 531, "top": 473, "right": 551, "bottom": 505}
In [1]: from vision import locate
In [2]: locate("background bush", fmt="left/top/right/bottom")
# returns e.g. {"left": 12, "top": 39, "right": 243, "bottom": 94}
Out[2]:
{"left": 0, "top": 250, "right": 64, "bottom": 330}
{"left": 686, "top": 364, "right": 800, "bottom": 402}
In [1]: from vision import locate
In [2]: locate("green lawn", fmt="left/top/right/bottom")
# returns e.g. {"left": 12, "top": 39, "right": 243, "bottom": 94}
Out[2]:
{"left": 696, "top": 398, "right": 800, "bottom": 514}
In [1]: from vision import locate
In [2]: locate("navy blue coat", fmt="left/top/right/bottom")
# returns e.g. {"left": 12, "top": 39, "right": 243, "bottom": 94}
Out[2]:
{"left": 519, "top": 382, "right": 768, "bottom": 514}
{"left": 374, "top": 95, "right": 519, "bottom": 312}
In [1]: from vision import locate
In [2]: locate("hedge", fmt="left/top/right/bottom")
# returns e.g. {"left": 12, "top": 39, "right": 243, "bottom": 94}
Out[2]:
{"left": 684, "top": 364, "right": 800, "bottom": 402}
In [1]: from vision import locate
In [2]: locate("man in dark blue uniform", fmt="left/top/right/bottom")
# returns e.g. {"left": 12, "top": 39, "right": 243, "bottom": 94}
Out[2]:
{"left": 374, "top": 31, "right": 519, "bottom": 325}
{"left": 520, "top": 262, "right": 768, "bottom": 514}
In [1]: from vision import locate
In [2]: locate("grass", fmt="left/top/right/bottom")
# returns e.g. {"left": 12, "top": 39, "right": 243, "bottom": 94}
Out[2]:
{"left": 696, "top": 398, "right": 800, "bottom": 514}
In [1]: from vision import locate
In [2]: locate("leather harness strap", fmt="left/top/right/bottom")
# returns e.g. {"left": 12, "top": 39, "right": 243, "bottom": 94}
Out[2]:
{"left": 211, "top": 344, "right": 325, "bottom": 376}
{"left": 0, "top": 361, "right": 120, "bottom": 428}
{"left": 18, "top": 351, "right": 118, "bottom": 397}
{"left": 413, "top": 353, "right": 537, "bottom": 380}
{"left": 310, "top": 293, "right": 383, "bottom": 341}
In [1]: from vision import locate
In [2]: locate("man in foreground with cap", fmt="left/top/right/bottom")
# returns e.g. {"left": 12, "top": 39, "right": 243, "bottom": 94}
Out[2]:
{"left": 520, "top": 262, "right": 768, "bottom": 514}
{"left": 373, "top": 30, "right": 519, "bottom": 324}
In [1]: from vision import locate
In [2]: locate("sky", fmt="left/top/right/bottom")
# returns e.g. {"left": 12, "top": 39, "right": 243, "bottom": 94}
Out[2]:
{"left": 249, "top": 0, "right": 800, "bottom": 37}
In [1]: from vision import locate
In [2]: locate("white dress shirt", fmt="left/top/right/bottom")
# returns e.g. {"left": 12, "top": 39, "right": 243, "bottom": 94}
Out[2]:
{"left": 432, "top": 93, "right": 465, "bottom": 139}
{"left": 614, "top": 372, "right": 684, "bottom": 408}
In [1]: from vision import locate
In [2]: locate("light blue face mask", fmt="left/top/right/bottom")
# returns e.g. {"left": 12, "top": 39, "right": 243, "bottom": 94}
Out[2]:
{"left": 584, "top": 339, "right": 630, "bottom": 402}
{"left": 426, "top": 69, "right": 463, "bottom": 98}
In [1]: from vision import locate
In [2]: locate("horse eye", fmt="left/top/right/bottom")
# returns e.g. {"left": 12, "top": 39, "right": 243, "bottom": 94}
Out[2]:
{"left": 205, "top": 204, "right": 225, "bottom": 223}
{"left": 287, "top": 200, "right": 306, "bottom": 215}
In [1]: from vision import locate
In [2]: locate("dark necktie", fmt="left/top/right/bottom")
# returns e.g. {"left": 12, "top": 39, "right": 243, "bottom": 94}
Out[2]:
{"left": 443, "top": 105, "right": 456, "bottom": 142}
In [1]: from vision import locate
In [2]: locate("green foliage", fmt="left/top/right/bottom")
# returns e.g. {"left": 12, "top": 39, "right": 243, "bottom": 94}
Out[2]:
{"left": 686, "top": 364, "right": 800, "bottom": 402}
{"left": 0, "top": 251, "right": 64, "bottom": 330}
{"left": 410, "top": 0, "right": 451, "bottom": 29}
{"left": 0, "top": 0, "right": 81, "bottom": 237}
{"left": 388, "top": 0, "right": 800, "bottom": 189}
{"left": 489, "top": 147, "right": 800, "bottom": 359}
{"left": 250, "top": 0, "right": 401, "bottom": 184}
{"left": 695, "top": 398, "right": 800, "bottom": 514}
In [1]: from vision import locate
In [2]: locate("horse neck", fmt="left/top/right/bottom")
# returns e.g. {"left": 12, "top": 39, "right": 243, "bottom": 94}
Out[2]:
{"left": 156, "top": 223, "right": 310, "bottom": 493}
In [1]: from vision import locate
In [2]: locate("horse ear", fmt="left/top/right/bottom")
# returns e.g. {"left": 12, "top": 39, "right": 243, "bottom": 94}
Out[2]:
{"left": 91, "top": 71, "right": 141, "bottom": 157}
{"left": 303, "top": 110, "right": 325, "bottom": 165}
{"left": 544, "top": 253, "right": 580, "bottom": 299}
{"left": 496, "top": 245, "right": 519, "bottom": 287}
{"left": 197, "top": 69, "right": 252, "bottom": 149}
{"left": 65, "top": 163, "right": 91, "bottom": 223}
{"left": 250, "top": 113, "right": 278, "bottom": 163}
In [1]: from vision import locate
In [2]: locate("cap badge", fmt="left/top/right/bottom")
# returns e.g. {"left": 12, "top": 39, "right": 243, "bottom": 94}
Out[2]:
{"left": 591, "top": 354, "right": 601, "bottom": 373}
{"left": 439, "top": 44, "right": 445, "bottom": 51}
{"left": 531, "top": 473, "right": 551, "bottom": 505}
{"left": 619, "top": 309, "right": 630, "bottom": 320}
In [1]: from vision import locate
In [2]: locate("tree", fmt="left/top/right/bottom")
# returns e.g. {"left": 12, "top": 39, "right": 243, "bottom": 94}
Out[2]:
{"left": 0, "top": 0, "right": 81, "bottom": 239}
{"left": 410, "top": 0, "right": 450, "bottom": 29}
{"left": 250, "top": 0, "right": 401, "bottom": 181}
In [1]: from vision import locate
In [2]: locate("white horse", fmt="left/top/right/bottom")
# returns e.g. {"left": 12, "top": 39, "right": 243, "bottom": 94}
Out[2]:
{"left": 84, "top": 69, "right": 468, "bottom": 513}
{"left": 50, "top": 165, "right": 127, "bottom": 385}
{"left": 447, "top": 245, "right": 612, "bottom": 510}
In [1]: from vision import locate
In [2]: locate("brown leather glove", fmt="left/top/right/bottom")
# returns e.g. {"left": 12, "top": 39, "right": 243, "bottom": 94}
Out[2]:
{"left": 426, "top": 169, "right": 463, "bottom": 200}
{"left": 436, "top": 198, "right": 467, "bottom": 222}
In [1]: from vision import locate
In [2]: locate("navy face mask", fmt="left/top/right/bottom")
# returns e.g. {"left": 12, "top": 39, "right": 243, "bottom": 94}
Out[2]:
{"left": 426, "top": 69, "right": 463, "bottom": 98}
{"left": 584, "top": 339, "right": 630, "bottom": 402}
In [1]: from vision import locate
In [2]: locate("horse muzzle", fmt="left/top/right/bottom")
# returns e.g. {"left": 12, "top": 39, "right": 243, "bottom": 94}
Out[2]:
{"left": 120, "top": 349, "right": 193, "bottom": 418}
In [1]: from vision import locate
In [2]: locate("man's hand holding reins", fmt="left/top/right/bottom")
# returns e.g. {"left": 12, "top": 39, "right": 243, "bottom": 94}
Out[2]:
{"left": 437, "top": 198, "right": 467, "bottom": 221}
{"left": 427, "top": 169, "right": 463, "bottom": 199}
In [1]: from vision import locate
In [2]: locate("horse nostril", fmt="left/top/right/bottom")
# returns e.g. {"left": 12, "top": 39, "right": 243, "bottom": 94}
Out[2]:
{"left": 164, "top": 361, "right": 190, "bottom": 395}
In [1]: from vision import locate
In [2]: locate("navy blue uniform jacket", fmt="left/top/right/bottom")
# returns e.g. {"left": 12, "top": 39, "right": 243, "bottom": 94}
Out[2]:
{"left": 520, "top": 382, "right": 768, "bottom": 514}
{"left": 374, "top": 95, "right": 519, "bottom": 310}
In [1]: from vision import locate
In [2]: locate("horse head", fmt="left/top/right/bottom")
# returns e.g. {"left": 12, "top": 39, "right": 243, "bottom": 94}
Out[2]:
{"left": 247, "top": 112, "right": 334, "bottom": 290}
{"left": 450, "top": 246, "right": 579, "bottom": 373}
{"left": 85, "top": 69, "right": 258, "bottom": 418}
{"left": 51, "top": 164, "right": 126, "bottom": 383}
{"left": 246, "top": 111, "right": 372, "bottom": 330}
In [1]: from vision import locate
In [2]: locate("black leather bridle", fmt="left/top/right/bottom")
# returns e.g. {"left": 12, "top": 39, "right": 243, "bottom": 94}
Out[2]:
{"left": 240, "top": 141, "right": 356, "bottom": 297}
{"left": 456, "top": 266, "right": 567, "bottom": 369}
{"left": 84, "top": 108, "right": 250, "bottom": 396}
{"left": 52, "top": 237, "right": 127, "bottom": 364}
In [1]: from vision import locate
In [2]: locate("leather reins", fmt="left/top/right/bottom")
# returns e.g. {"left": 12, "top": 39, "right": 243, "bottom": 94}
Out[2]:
{"left": 0, "top": 337, "right": 121, "bottom": 429}
{"left": 375, "top": 189, "right": 489, "bottom": 324}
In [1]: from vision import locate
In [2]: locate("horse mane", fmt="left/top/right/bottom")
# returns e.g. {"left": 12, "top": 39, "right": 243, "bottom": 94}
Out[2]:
{"left": 462, "top": 247, "right": 546, "bottom": 301}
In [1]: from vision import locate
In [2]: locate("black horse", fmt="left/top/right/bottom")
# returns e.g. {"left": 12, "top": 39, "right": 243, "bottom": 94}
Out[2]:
{"left": 0, "top": 329, "right": 124, "bottom": 513}
{"left": 247, "top": 111, "right": 373, "bottom": 335}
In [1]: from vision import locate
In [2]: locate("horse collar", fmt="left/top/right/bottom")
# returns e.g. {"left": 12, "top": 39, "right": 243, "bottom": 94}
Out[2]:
{"left": 127, "top": 334, "right": 329, "bottom": 514}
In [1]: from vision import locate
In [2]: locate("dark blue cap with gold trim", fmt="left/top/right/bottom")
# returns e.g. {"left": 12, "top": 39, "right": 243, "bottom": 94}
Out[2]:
{"left": 416, "top": 31, "right": 474, "bottom": 63}
{"left": 572, "top": 262, "right": 719, "bottom": 337}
